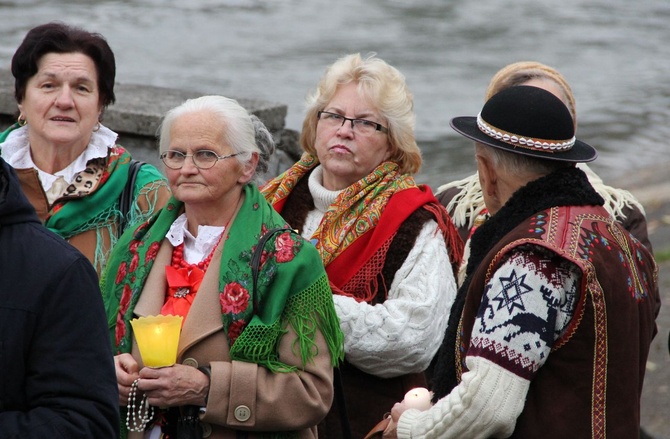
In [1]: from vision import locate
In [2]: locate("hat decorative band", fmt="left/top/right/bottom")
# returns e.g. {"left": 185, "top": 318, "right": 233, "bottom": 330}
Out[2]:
{"left": 476, "top": 113, "right": 575, "bottom": 152}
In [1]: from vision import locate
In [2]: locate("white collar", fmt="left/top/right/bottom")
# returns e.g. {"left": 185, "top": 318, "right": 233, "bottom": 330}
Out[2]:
{"left": 1, "top": 124, "right": 117, "bottom": 191}
{"left": 308, "top": 165, "right": 344, "bottom": 213}
{"left": 166, "top": 213, "right": 226, "bottom": 264}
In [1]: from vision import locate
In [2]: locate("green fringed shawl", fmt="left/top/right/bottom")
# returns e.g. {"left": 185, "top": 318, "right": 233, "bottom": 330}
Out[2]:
{"left": 0, "top": 123, "right": 167, "bottom": 273}
{"left": 101, "top": 184, "right": 344, "bottom": 438}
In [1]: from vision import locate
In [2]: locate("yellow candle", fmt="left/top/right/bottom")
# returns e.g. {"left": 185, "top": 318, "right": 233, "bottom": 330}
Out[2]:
{"left": 130, "top": 315, "right": 183, "bottom": 367}
{"left": 403, "top": 387, "right": 432, "bottom": 411}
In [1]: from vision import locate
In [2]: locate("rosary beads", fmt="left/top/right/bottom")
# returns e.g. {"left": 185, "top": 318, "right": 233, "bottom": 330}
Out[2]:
{"left": 126, "top": 378, "right": 154, "bottom": 432}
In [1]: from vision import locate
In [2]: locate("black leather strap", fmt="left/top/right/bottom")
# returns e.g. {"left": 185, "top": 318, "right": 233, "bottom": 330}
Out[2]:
{"left": 118, "top": 159, "right": 144, "bottom": 236}
{"left": 250, "top": 227, "right": 289, "bottom": 314}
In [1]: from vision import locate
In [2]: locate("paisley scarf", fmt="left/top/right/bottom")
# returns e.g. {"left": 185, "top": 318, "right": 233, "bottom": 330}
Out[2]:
{"left": 262, "top": 153, "right": 463, "bottom": 302}
{"left": 262, "top": 153, "right": 417, "bottom": 266}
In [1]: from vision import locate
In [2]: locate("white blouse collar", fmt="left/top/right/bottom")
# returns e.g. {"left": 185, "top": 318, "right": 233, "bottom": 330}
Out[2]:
{"left": 1, "top": 124, "right": 117, "bottom": 191}
{"left": 166, "top": 213, "right": 226, "bottom": 264}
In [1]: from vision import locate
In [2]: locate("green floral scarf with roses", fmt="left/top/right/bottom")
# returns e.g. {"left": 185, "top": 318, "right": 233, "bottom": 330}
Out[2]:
{"left": 101, "top": 183, "right": 344, "bottom": 374}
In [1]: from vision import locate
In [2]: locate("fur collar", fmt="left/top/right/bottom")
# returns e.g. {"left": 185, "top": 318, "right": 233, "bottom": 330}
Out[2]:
{"left": 466, "top": 166, "right": 603, "bottom": 278}
{"left": 430, "top": 166, "right": 604, "bottom": 400}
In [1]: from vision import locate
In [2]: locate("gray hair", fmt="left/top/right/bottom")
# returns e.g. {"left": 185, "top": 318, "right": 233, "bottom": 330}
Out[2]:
{"left": 250, "top": 114, "right": 275, "bottom": 184}
{"left": 474, "top": 143, "right": 571, "bottom": 178}
{"left": 158, "top": 95, "right": 260, "bottom": 169}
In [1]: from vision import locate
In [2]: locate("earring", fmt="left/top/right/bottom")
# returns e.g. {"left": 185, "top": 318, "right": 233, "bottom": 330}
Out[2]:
{"left": 17, "top": 114, "right": 27, "bottom": 127}
{"left": 93, "top": 122, "right": 101, "bottom": 132}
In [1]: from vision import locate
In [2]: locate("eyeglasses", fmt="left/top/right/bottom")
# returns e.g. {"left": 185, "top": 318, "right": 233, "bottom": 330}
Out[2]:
{"left": 317, "top": 111, "right": 388, "bottom": 135}
{"left": 160, "top": 150, "right": 242, "bottom": 170}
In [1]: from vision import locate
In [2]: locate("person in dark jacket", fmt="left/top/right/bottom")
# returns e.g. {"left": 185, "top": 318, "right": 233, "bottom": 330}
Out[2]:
{"left": 0, "top": 156, "right": 119, "bottom": 438}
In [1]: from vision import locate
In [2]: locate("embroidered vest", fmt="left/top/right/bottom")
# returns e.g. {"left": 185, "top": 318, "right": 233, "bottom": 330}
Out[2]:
{"left": 458, "top": 205, "right": 658, "bottom": 439}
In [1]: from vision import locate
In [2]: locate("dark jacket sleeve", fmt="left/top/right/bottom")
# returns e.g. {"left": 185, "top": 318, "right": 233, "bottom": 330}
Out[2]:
{"left": 619, "top": 204, "right": 653, "bottom": 254}
{"left": 0, "top": 240, "right": 120, "bottom": 438}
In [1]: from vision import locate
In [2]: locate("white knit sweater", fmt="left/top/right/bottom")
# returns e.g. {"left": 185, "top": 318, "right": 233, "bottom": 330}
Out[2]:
{"left": 303, "top": 167, "right": 457, "bottom": 378}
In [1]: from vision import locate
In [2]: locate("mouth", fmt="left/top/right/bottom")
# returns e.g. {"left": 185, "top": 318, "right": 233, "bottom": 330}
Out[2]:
{"left": 329, "top": 144, "right": 352, "bottom": 153}
{"left": 50, "top": 116, "right": 76, "bottom": 123}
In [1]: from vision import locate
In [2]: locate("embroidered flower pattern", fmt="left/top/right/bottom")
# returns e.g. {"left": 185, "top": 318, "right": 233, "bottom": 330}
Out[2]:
{"left": 146, "top": 241, "right": 160, "bottom": 264}
{"left": 275, "top": 232, "right": 297, "bottom": 263}
{"left": 220, "top": 282, "right": 251, "bottom": 314}
{"left": 220, "top": 227, "right": 302, "bottom": 346}
{"left": 129, "top": 252, "right": 140, "bottom": 272}
{"left": 228, "top": 320, "right": 247, "bottom": 345}
{"left": 115, "top": 261, "right": 127, "bottom": 284}
{"left": 115, "top": 284, "right": 133, "bottom": 346}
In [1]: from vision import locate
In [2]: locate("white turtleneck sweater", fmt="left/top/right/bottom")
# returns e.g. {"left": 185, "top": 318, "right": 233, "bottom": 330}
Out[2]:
{"left": 304, "top": 166, "right": 457, "bottom": 378}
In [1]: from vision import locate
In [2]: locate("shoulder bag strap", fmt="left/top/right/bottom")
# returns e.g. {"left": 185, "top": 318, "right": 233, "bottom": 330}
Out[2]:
{"left": 118, "top": 159, "right": 144, "bottom": 236}
{"left": 250, "top": 227, "right": 290, "bottom": 314}
{"left": 249, "top": 226, "right": 352, "bottom": 438}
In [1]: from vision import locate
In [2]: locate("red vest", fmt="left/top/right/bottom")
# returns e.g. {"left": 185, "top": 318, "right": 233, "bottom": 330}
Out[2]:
{"left": 459, "top": 205, "right": 659, "bottom": 438}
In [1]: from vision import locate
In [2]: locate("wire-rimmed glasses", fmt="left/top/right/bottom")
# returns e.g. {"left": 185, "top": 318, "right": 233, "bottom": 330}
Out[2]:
{"left": 160, "top": 150, "right": 242, "bottom": 170}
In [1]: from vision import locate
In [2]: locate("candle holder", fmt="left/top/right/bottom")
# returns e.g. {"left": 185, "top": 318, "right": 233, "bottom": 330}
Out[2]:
{"left": 130, "top": 315, "right": 183, "bottom": 368}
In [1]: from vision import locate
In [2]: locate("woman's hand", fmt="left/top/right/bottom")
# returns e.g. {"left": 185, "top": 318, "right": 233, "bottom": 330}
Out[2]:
{"left": 379, "top": 401, "right": 407, "bottom": 438}
{"left": 115, "top": 353, "right": 140, "bottom": 406}
{"left": 137, "top": 364, "right": 210, "bottom": 408}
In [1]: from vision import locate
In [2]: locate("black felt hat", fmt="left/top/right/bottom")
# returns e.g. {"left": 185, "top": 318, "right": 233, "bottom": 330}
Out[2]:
{"left": 450, "top": 85, "right": 597, "bottom": 162}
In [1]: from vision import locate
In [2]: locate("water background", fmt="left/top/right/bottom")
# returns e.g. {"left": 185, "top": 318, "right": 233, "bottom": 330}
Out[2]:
{"left": 1, "top": 0, "right": 669, "bottom": 187}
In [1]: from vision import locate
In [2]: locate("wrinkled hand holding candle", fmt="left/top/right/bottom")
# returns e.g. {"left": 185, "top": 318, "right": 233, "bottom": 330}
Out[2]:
{"left": 403, "top": 387, "right": 432, "bottom": 411}
{"left": 130, "top": 315, "right": 183, "bottom": 368}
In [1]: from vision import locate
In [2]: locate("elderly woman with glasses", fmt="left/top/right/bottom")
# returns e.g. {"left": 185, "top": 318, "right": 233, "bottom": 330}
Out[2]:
{"left": 102, "top": 95, "right": 344, "bottom": 439}
{"left": 262, "top": 53, "right": 463, "bottom": 437}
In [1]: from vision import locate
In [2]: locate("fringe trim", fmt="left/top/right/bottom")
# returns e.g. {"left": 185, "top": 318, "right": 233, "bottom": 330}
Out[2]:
{"left": 578, "top": 163, "right": 646, "bottom": 219}
{"left": 230, "top": 274, "right": 344, "bottom": 372}
{"left": 423, "top": 203, "right": 465, "bottom": 278}
{"left": 436, "top": 166, "right": 646, "bottom": 231}
{"left": 436, "top": 173, "right": 486, "bottom": 230}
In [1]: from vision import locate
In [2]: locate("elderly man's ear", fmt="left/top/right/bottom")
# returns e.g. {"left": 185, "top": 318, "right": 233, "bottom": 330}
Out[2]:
{"left": 475, "top": 150, "right": 501, "bottom": 213}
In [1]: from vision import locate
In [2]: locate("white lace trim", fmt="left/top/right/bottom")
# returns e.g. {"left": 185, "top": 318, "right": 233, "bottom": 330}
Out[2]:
{"left": 1, "top": 124, "right": 117, "bottom": 191}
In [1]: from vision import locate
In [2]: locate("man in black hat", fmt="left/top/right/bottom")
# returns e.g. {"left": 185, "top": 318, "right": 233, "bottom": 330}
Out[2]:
{"left": 379, "top": 86, "right": 660, "bottom": 438}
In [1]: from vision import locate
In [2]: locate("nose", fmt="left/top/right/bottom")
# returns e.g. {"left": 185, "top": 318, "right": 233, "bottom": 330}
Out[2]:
{"left": 53, "top": 86, "right": 75, "bottom": 108}
{"left": 179, "top": 156, "right": 200, "bottom": 174}
{"left": 336, "top": 118, "right": 355, "bottom": 137}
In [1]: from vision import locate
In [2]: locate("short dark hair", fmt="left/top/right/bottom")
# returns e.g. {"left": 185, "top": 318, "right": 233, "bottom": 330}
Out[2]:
{"left": 11, "top": 22, "right": 116, "bottom": 109}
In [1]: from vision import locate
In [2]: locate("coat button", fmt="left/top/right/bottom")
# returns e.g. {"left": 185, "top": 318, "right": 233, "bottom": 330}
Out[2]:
{"left": 201, "top": 422, "right": 212, "bottom": 437}
{"left": 234, "top": 405, "right": 251, "bottom": 422}
{"left": 182, "top": 358, "right": 198, "bottom": 368}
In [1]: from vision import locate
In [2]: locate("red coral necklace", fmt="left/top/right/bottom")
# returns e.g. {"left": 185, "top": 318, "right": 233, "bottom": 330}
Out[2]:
{"left": 170, "top": 238, "right": 220, "bottom": 271}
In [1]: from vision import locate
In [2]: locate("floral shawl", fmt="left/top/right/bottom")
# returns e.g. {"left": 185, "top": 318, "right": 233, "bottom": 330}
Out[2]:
{"left": 102, "top": 183, "right": 343, "bottom": 370}
{"left": 262, "top": 153, "right": 463, "bottom": 302}
{"left": 0, "top": 122, "right": 167, "bottom": 272}
{"left": 261, "top": 153, "right": 417, "bottom": 266}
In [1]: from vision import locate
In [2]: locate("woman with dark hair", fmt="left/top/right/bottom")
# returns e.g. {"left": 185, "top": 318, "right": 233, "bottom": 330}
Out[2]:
{"left": 0, "top": 22, "right": 169, "bottom": 275}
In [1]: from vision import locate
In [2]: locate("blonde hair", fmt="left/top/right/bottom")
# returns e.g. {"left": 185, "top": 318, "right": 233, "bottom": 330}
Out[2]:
{"left": 485, "top": 61, "right": 577, "bottom": 128}
{"left": 300, "top": 53, "right": 422, "bottom": 175}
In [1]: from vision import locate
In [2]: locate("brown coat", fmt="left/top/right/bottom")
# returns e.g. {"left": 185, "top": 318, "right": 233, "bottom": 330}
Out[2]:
{"left": 127, "top": 239, "right": 335, "bottom": 438}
